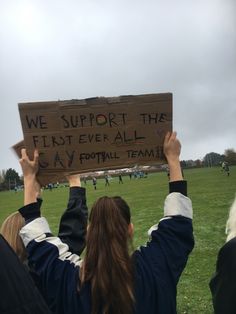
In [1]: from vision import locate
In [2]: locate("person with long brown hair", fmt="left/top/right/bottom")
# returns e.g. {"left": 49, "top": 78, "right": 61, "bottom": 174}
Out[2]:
{"left": 18, "top": 131, "right": 194, "bottom": 314}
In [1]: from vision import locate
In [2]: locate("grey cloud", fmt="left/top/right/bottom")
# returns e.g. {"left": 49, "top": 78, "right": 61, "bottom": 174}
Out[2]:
{"left": 0, "top": 0, "right": 235, "bottom": 172}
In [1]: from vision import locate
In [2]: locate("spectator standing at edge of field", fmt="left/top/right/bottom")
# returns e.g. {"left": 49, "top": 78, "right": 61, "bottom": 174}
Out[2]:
{"left": 105, "top": 174, "right": 110, "bottom": 186}
{"left": 209, "top": 195, "right": 236, "bottom": 314}
{"left": 18, "top": 131, "right": 194, "bottom": 314}
{"left": 221, "top": 161, "right": 226, "bottom": 172}
{"left": 92, "top": 176, "right": 97, "bottom": 190}
{"left": 221, "top": 161, "right": 230, "bottom": 176}
{"left": 224, "top": 161, "right": 230, "bottom": 176}
{"left": 118, "top": 173, "right": 123, "bottom": 184}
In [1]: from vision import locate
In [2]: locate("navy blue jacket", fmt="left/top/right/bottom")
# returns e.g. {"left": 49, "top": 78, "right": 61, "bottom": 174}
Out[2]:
{"left": 20, "top": 186, "right": 88, "bottom": 256}
{"left": 58, "top": 186, "right": 88, "bottom": 255}
{"left": 19, "top": 181, "right": 194, "bottom": 314}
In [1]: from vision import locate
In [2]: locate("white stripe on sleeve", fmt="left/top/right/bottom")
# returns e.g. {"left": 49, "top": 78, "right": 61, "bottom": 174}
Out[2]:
{"left": 147, "top": 193, "right": 192, "bottom": 236}
{"left": 20, "top": 217, "right": 51, "bottom": 247}
{"left": 164, "top": 192, "right": 193, "bottom": 219}
{"left": 20, "top": 217, "right": 82, "bottom": 267}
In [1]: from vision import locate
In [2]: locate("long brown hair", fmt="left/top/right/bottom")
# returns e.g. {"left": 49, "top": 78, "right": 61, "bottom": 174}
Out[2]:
{"left": 0, "top": 212, "right": 27, "bottom": 263}
{"left": 81, "top": 196, "right": 134, "bottom": 314}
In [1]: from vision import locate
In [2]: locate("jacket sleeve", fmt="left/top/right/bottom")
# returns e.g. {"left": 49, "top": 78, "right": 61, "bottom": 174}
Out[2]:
{"left": 19, "top": 216, "right": 82, "bottom": 313}
{"left": 136, "top": 192, "right": 193, "bottom": 278}
{"left": 57, "top": 187, "right": 88, "bottom": 255}
{"left": 133, "top": 181, "right": 194, "bottom": 311}
{"left": 209, "top": 238, "right": 236, "bottom": 314}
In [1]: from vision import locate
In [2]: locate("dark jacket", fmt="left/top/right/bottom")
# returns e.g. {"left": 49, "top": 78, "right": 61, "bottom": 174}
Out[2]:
{"left": 210, "top": 237, "right": 236, "bottom": 314}
{"left": 19, "top": 186, "right": 88, "bottom": 312}
{"left": 19, "top": 181, "right": 194, "bottom": 314}
{"left": 21, "top": 186, "right": 88, "bottom": 256}
{"left": 0, "top": 234, "right": 52, "bottom": 314}
{"left": 58, "top": 186, "right": 88, "bottom": 255}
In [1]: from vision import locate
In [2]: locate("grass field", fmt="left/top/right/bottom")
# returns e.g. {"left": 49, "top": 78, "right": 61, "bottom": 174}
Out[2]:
{"left": 0, "top": 166, "right": 235, "bottom": 313}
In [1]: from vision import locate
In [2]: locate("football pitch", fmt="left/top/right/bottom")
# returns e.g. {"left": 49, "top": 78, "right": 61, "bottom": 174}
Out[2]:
{"left": 0, "top": 166, "right": 235, "bottom": 313}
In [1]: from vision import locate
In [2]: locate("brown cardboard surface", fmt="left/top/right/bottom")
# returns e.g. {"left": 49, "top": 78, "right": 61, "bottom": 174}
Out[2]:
{"left": 17, "top": 93, "right": 172, "bottom": 185}
{"left": 12, "top": 140, "right": 25, "bottom": 158}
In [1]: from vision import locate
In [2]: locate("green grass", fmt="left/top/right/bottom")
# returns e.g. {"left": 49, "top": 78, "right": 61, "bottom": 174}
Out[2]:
{"left": 0, "top": 166, "right": 235, "bottom": 313}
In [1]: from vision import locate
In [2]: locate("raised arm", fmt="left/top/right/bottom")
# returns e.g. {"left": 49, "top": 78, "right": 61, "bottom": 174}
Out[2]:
{"left": 58, "top": 174, "right": 88, "bottom": 255}
{"left": 19, "top": 151, "right": 88, "bottom": 256}
{"left": 134, "top": 132, "right": 194, "bottom": 312}
{"left": 18, "top": 150, "right": 82, "bottom": 313}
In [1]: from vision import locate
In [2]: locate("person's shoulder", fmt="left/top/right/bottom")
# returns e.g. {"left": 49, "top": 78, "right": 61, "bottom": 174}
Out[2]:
{"left": 218, "top": 237, "right": 236, "bottom": 261}
{"left": 221, "top": 237, "right": 236, "bottom": 249}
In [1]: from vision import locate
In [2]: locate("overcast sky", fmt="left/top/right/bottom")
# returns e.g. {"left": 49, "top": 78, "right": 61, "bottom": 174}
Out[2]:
{"left": 0, "top": 0, "right": 235, "bottom": 174}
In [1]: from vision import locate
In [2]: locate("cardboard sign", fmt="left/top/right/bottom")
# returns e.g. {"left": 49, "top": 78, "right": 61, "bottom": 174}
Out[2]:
{"left": 18, "top": 93, "right": 172, "bottom": 184}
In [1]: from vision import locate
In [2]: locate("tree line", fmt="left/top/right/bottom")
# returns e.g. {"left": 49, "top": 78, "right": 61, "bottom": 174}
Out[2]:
{"left": 181, "top": 148, "right": 236, "bottom": 168}
{"left": 0, "top": 168, "right": 23, "bottom": 192}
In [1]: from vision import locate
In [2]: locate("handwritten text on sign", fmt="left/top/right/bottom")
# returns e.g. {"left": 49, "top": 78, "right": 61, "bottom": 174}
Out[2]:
{"left": 19, "top": 93, "right": 172, "bottom": 175}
